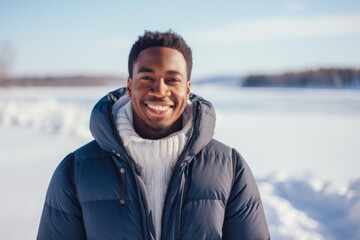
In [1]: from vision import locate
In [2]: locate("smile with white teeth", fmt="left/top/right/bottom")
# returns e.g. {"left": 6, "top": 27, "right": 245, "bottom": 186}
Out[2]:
{"left": 147, "top": 104, "right": 171, "bottom": 111}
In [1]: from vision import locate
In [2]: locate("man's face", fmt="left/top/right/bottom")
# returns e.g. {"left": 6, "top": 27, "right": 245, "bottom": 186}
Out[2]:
{"left": 127, "top": 47, "right": 191, "bottom": 139}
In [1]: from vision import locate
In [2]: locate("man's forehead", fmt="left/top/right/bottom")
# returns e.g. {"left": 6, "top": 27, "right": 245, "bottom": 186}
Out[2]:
{"left": 136, "top": 47, "right": 184, "bottom": 60}
{"left": 134, "top": 48, "right": 186, "bottom": 69}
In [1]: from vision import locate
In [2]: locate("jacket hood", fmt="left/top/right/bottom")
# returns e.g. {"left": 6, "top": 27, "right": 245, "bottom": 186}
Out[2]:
{"left": 89, "top": 87, "right": 216, "bottom": 157}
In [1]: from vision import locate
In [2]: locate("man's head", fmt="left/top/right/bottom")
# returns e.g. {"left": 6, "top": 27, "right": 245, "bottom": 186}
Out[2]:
{"left": 128, "top": 30, "right": 193, "bottom": 80}
{"left": 126, "top": 30, "right": 192, "bottom": 139}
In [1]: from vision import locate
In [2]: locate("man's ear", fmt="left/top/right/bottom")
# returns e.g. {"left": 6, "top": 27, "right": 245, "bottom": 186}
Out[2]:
{"left": 127, "top": 77, "right": 132, "bottom": 97}
{"left": 187, "top": 81, "right": 191, "bottom": 99}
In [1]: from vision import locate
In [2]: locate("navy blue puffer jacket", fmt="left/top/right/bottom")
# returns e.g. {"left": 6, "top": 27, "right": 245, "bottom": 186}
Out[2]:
{"left": 37, "top": 88, "right": 270, "bottom": 239}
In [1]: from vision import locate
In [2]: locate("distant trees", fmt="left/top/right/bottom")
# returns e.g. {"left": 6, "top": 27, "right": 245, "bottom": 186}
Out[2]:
{"left": 242, "top": 68, "right": 360, "bottom": 88}
{"left": 0, "top": 42, "right": 16, "bottom": 86}
{"left": 2, "top": 75, "right": 126, "bottom": 87}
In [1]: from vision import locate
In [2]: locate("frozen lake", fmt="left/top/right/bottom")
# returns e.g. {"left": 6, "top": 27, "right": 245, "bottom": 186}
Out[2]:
{"left": 1, "top": 85, "right": 359, "bottom": 239}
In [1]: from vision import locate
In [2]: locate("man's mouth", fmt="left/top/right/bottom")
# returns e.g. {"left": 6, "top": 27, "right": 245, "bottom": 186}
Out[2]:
{"left": 144, "top": 102, "right": 174, "bottom": 116}
{"left": 147, "top": 104, "right": 171, "bottom": 111}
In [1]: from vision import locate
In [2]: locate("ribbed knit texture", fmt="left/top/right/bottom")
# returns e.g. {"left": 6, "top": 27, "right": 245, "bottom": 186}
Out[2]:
{"left": 116, "top": 101, "right": 193, "bottom": 239}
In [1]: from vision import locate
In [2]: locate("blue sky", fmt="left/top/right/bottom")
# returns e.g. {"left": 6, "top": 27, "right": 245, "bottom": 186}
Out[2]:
{"left": 1, "top": 0, "right": 360, "bottom": 79}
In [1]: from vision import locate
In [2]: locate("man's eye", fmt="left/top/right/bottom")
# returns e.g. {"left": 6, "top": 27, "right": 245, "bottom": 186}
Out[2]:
{"left": 167, "top": 78, "right": 180, "bottom": 83}
{"left": 141, "top": 76, "right": 153, "bottom": 81}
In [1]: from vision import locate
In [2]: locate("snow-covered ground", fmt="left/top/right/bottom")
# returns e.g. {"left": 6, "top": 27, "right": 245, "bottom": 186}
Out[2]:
{"left": 1, "top": 85, "right": 360, "bottom": 239}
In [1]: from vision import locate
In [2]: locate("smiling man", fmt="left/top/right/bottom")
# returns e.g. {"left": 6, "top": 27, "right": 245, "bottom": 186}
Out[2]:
{"left": 37, "top": 30, "right": 270, "bottom": 240}
{"left": 129, "top": 46, "right": 190, "bottom": 139}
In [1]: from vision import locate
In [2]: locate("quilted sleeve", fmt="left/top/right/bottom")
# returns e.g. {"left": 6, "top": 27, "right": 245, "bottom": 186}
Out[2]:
{"left": 222, "top": 149, "right": 270, "bottom": 240}
{"left": 37, "top": 153, "right": 86, "bottom": 240}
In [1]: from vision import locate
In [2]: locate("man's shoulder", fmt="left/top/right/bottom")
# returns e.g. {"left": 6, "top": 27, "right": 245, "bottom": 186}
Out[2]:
{"left": 202, "top": 138, "right": 233, "bottom": 154}
{"left": 72, "top": 140, "right": 110, "bottom": 161}
{"left": 200, "top": 139, "right": 247, "bottom": 165}
{"left": 194, "top": 139, "right": 234, "bottom": 163}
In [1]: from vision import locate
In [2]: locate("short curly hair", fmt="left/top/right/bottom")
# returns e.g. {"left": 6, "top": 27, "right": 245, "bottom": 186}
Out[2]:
{"left": 128, "top": 30, "right": 193, "bottom": 80}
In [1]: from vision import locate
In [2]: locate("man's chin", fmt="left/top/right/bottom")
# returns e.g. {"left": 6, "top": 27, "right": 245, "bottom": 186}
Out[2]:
{"left": 143, "top": 118, "right": 182, "bottom": 138}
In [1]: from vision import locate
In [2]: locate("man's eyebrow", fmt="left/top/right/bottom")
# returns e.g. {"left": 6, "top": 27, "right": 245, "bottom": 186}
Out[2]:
{"left": 137, "top": 68, "right": 184, "bottom": 77}
{"left": 137, "top": 67, "right": 154, "bottom": 73}
{"left": 166, "top": 70, "right": 183, "bottom": 76}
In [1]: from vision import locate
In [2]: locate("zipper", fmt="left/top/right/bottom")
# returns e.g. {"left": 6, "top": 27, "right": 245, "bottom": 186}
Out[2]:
{"left": 160, "top": 159, "right": 191, "bottom": 240}
{"left": 108, "top": 103, "right": 152, "bottom": 240}
{"left": 176, "top": 162, "right": 189, "bottom": 239}
{"left": 130, "top": 161, "right": 152, "bottom": 240}
{"left": 160, "top": 101, "right": 201, "bottom": 240}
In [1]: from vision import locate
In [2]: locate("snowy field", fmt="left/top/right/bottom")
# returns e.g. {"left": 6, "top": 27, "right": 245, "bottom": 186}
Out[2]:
{"left": 1, "top": 85, "right": 360, "bottom": 239}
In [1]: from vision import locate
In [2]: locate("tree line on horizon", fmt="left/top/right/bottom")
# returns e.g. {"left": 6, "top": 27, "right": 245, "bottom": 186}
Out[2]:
{"left": 1, "top": 75, "right": 127, "bottom": 87}
{"left": 1, "top": 68, "right": 360, "bottom": 88}
{"left": 242, "top": 68, "right": 360, "bottom": 88}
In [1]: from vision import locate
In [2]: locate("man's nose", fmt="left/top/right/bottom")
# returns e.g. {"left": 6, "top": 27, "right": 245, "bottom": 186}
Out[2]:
{"left": 149, "top": 78, "right": 170, "bottom": 97}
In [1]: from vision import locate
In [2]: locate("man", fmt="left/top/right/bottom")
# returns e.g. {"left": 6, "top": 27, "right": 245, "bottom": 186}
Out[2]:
{"left": 37, "top": 30, "right": 270, "bottom": 239}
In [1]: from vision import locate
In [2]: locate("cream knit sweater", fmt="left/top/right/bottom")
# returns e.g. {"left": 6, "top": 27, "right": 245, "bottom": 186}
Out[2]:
{"left": 115, "top": 101, "right": 193, "bottom": 239}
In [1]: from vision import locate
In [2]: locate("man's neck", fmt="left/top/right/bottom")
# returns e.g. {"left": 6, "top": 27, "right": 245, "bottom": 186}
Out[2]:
{"left": 133, "top": 117, "right": 183, "bottom": 140}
